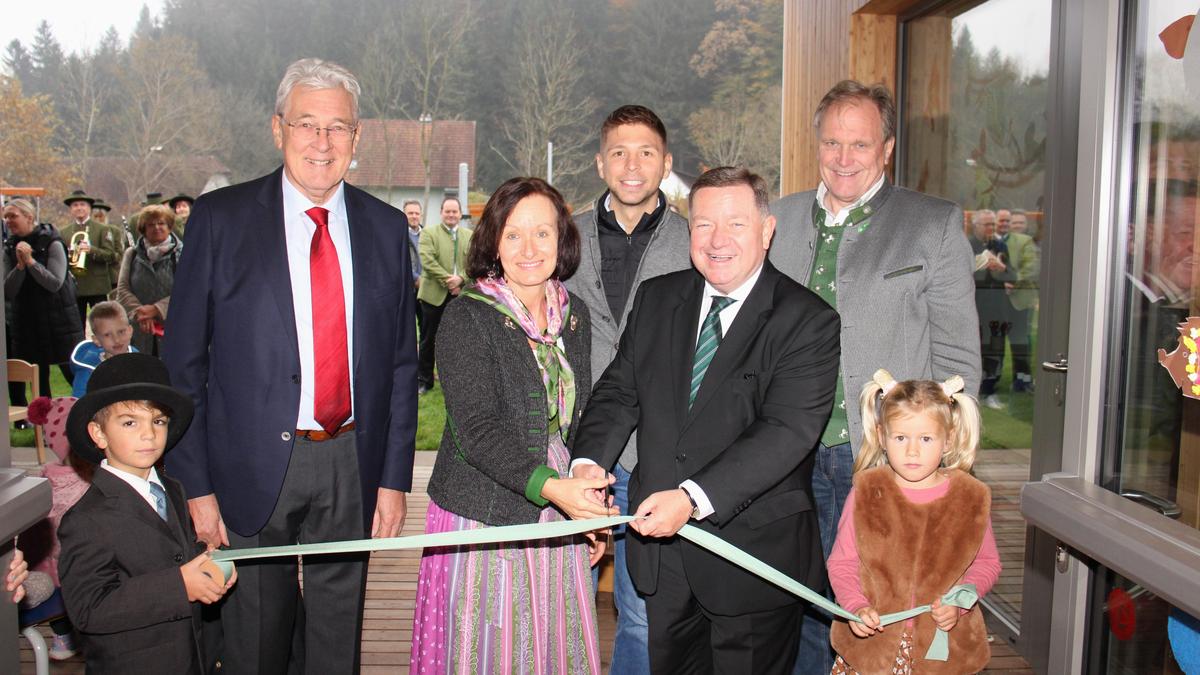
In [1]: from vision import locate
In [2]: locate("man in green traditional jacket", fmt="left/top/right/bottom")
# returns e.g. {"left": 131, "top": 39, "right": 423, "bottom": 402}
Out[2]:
{"left": 416, "top": 196, "right": 471, "bottom": 394}
{"left": 998, "top": 208, "right": 1041, "bottom": 392}
{"left": 59, "top": 190, "right": 126, "bottom": 320}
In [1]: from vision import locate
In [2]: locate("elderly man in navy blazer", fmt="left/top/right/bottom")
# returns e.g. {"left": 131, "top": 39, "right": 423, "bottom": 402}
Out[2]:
{"left": 163, "top": 58, "right": 417, "bottom": 675}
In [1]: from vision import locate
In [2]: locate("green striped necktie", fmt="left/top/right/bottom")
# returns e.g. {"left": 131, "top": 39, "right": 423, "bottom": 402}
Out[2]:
{"left": 690, "top": 295, "right": 734, "bottom": 407}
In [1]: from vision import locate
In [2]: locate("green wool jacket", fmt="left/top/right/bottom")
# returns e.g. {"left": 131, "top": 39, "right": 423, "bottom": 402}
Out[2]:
{"left": 417, "top": 223, "right": 473, "bottom": 306}
{"left": 1005, "top": 232, "right": 1041, "bottom": 311}
{"left": 58, "top": 218, "right": 126, "bottom": 296}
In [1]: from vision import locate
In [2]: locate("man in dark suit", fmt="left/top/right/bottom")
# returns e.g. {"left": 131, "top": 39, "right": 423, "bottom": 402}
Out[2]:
{"left": 163, "top": 58, "right": 417, "bottom": 675}
{"left": 571, "top": 166, "right": 840, "bottom": 673}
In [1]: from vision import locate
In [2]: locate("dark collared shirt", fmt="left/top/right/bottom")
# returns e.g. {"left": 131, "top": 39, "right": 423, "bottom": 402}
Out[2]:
{"left": 596, "top": 190, "right": 667, "bottom": 320}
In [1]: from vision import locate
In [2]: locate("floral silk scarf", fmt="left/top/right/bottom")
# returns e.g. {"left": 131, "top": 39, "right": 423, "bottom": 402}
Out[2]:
{"left": 463, "top": 277, "right": 576, "bottom": 440}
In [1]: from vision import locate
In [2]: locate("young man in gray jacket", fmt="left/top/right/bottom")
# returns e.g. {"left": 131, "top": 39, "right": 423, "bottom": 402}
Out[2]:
{"left": 565, "top": 105, "right": 691, "bottom": 674}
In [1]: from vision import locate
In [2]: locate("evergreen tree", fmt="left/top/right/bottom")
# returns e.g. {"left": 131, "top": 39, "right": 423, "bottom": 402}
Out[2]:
{"left": 29, "top": 21, "right": 64, "bottom": 95}
{"left": 3, "top": 40, "right": 34, "bottom": 85}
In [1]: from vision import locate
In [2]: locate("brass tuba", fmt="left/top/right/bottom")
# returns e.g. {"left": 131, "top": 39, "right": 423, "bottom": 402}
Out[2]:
{"left": 69, "top": 231, "right": 89, "bottom": 272}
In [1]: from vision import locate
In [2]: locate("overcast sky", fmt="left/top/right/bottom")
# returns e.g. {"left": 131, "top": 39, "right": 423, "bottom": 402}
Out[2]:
{"left": 1, "top": 0, "right": 1195, "bottom": 83}
{"left": 0, "top": 0, "right": 163, "bottom": 58}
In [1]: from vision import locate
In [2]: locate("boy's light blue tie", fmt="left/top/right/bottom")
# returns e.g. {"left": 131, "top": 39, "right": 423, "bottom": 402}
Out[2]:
{"left": 149, "top": 482, "right": 168, "bottom": 521}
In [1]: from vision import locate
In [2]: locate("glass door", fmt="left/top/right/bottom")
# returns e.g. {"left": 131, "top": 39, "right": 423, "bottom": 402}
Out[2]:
{"left": 899, "top": 0, "right": 1057, "bottom": 633}
{"left": 1088, "top": 0, "right": 1200, "bottom": 672}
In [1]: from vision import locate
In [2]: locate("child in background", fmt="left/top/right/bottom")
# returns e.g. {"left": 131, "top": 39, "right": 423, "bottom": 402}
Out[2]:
{"left": 22, "top": 396, "right": 89, "bottom": 659}
{"left": 828, "top": 370, "right": 1001, "bottom": 675}
{"left": 58, "top": 353, "right": 234, "bottom": 673}
{"left": 70, "top": 300, "right": 136, "bottom": 397}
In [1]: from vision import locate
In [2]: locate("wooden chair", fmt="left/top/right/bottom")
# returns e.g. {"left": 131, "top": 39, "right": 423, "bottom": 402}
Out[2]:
{"left": 8, "top": 359, "right": 46, "bottom": 463}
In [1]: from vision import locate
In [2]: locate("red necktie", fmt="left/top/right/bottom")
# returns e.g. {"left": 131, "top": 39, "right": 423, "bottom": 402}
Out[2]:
{"left": 306, "top": 206, "right": 351, "bottom": 434}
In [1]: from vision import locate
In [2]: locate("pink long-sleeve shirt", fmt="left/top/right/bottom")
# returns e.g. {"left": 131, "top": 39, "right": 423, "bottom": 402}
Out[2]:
{"left": 827, "top": 475, "right": 1002, "bottom": 616}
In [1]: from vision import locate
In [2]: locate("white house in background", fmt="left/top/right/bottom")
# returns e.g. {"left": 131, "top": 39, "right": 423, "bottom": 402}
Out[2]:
{"left": 661, "top": 170, "right": 692, "bottom": 201}
{"left": 346, "top": 119, "right": 477, "bottom": 222}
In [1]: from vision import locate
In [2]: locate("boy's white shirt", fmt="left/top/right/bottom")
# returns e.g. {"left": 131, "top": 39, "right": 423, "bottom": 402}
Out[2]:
{"left": 100, "top": 460, "right": 166, "bottom": 514}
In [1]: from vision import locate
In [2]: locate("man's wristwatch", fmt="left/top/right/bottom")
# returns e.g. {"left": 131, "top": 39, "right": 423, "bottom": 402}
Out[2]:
{"left": 679, "top": 486, "right": 700, "bottom": 520}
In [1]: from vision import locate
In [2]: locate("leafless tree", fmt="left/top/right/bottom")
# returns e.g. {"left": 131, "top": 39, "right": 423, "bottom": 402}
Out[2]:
{"left": 110, "top": 35, "right": 228, "bottom": 206}
{"left": 358, "top": 1, "right": 477, "bottom": 208}
{"left": 57, "top": 50, "right": 116, "bottom": 180}
{"left": 494, "top": 0, "right": 596, "bottom": 201}
{"left": 687, "top": 86, "right": 781, "bottom": 193}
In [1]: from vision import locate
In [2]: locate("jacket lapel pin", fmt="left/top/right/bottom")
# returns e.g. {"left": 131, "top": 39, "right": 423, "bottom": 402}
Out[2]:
{"left": 570, "top": 315, "right": 578, "bottom": 331}
{"left": 504, "top": 317, "right": 516, "bottom": 330}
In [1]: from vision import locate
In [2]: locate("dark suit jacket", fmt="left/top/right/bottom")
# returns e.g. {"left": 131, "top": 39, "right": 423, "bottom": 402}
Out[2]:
{"left": 58, "top": 470, "right": 206, "bottom": 674}
{"left": 572, "top": 262, "right": 841, "bottom": 615}
{"left": 163, "top": 167, "right": 418, "bottom": 536}
{"left": 426, "top": 291, "right": 591, "bottom": 526}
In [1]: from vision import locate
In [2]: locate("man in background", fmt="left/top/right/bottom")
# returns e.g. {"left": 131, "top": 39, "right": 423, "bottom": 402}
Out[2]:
{"left": 564, "top": 104, "right": 692, "bottom": 674}
{"left": 998, "top": 208, "right": 1040, "bottom": 393}
{"left": 60, "top": 189, "right": 124, "bottom": 323}
{"left": 403, "top": 199, "right": 424, "bottom": 335}
{"left": 416, "top": 196, "right": 471, "bottom": 394}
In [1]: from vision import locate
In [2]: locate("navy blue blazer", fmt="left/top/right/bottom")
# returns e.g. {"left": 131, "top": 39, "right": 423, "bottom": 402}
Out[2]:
{"left": 163, "top": 167, "right": 418, "bottom": 537}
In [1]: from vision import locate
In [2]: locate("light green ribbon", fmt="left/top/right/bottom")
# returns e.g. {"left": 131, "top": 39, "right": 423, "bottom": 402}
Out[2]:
{"left": 210, "top": 515, "right": 977, "bottom": 661}
{"left": 874, "top": 584, "right": 979, "bottom": 661}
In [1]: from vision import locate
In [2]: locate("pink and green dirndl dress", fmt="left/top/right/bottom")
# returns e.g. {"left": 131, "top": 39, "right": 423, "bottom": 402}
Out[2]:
{"left": 410, "top": 279, "right": 601, "bottom": 674}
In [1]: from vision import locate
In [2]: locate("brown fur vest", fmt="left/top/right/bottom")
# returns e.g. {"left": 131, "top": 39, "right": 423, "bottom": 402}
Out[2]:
{"left": 830, "top": 467, "right": 992, "bottom": 674}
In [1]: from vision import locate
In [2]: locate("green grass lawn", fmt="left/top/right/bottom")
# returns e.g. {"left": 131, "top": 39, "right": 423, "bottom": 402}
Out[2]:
{"left": 10, "top": 367, "right": 448, "bottom": 451}
{"left": 978, "top": 336, "right": 1037, "bottom": 450}
{"left": 416, "top": 384, "right": 445, "bottom": 451}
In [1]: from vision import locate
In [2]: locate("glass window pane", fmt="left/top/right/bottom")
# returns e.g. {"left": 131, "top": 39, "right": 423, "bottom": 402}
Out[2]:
{"left": 901, "top": 0, "right": 1052, "bottom": 629}
{"left": 1097, "top": 0, "right": 1200, "bottom": 671}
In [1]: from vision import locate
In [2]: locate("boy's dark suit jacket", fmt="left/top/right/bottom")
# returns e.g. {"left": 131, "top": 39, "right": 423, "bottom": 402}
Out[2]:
{"left": 59, "top": 469, "right": 206, "bottom": 674}
{"left": 572, "top": 262, "right": 841, "bottom": 615}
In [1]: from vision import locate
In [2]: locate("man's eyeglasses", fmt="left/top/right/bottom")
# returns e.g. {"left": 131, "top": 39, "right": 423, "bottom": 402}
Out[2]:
{"left": 278, "top": 116, "right": 358, "bottom": 143}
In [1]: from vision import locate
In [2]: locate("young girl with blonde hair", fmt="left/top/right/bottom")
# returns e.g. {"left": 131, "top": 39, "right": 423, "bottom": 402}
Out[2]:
{"left": 828, "top": 370, "right": 1001, "bottom": 674}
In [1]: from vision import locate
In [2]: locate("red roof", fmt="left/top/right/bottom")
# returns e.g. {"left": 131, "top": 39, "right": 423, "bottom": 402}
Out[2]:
{"left": 346, "top": 119, "right": 476, "bottom": 189}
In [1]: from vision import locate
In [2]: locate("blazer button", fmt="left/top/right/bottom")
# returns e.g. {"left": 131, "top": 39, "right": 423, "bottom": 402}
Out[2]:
{"left": 281, "top": 431, "right": 293, "bottom": 441}
{"left": 676, "top": 453, "right": 687, "bottom": 461}
{"left": 291, "top": 374, "right": 300, "bottom": 384}
{"left": 174, "top": 553, "right": 183, "bottom": 563}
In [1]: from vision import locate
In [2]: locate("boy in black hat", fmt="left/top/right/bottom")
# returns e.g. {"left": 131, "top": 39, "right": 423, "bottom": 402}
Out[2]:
{"left": 58, "top": 353, "right": 235, "bottom": 673}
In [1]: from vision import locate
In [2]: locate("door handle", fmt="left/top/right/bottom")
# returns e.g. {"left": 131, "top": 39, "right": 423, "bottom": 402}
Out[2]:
{"left": 1120, "top": 489, "right": 1182, "bottom": 519}
{"left": 1041, "top": 357, "right": 1069, "bottom": 373}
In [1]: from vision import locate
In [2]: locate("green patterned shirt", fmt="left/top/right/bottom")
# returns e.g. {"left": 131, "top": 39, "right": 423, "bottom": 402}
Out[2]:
{"left": 808, "top": 198, "right": 876, "bottom": 447}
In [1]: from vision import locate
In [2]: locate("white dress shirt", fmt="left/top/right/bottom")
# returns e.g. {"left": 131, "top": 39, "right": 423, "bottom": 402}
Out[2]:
{"left": 281, "top": 174, "right": 356, "bottom": 430}
{"left": 101, "top": 461, "right": 166, "bottom": 515}
{"left": 572, "top": 264, "right": 766, "bottom": 522}
{"left": 815, "top": 173, "right": 885, "bottom": 226}
{"left": 678, "top": 263, "right": 765, "bottom": 520}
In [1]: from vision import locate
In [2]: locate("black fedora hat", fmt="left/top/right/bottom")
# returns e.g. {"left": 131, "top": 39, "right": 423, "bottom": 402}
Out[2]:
{"left": 167, "top": 193, "right": 194, "bottom": 209}
{"left": 91, "top": 198, "right": 112, "bottom": 212}
{"left": 63, "top": 190, "right": 95, "bottom": 207}
{"left": 66, "top": 353, "right": 195, "bottom": 464}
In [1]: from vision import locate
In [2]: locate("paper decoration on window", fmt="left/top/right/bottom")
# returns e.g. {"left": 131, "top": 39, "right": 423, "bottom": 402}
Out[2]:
{"left": 1158, "top": 317, "right": 1200, "bottom": 399}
